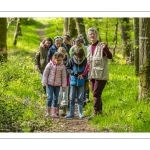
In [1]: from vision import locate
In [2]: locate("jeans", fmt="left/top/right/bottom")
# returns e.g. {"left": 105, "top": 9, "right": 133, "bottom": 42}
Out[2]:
{"left": 70, "top": 85, "right": 84, "bottom": 106}
{"left": 47, "top": 85, "right": 60, "bottom": 107}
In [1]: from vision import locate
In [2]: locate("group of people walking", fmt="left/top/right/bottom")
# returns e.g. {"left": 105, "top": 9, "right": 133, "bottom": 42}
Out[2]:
{"left": 34, "top": 27, "right": 112, "bottom": 120}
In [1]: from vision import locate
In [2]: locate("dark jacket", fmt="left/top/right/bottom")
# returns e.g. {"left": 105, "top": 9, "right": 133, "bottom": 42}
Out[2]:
{"left": 47, "top": 44, "right": 58, "bottom": 63}
{"left": 35, "top": 43, "right": 49, "bottom": 73}
{"left": 62, "top": 43, "right": 71, "bottom": 55}
{"left": 66, "top": 55, "right": 87, "bottom": 86}
{"left": 63, "top": 53, "right": 70, "bottom": 77}
{"left": 47, "top": 44, "right": 68, "bottom": 63}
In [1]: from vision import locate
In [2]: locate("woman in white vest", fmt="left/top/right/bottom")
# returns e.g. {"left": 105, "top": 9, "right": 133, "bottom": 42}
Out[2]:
{"left": 86, "top": 27, "right": 112, "bottom": 120}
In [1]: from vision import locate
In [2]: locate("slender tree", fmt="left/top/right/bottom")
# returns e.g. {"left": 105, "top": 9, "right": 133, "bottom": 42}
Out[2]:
{"left": 13, "top": 18, "right": 22, "bottom": 46}
{"left": 139, "top": 18, "right": 150, "bottom": 100}
{"left": 133, "top": 18, "right": 139, "bottom": 76}
{"left": 63, "top": 18, "right": 69, "bottom": 35}
{"left": 68, "top": 18, "right": 77, "bottom": 39}
{"left": 120, "top": 18, "right": 132, "bottom": 59}
{"left": 112, "top": 18, "right": 118, "bottom": 57}
{"left": 75, "top": 18, "right": 88, "bottom": 44}
{"left": 0, "top": 18, "right": 7, "bottom": 62}
{"left": 105, "top": 18, "right": 108, "bottom": 45}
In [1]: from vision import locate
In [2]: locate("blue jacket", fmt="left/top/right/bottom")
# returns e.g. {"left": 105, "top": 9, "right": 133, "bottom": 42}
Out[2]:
{"left": 47, "top": 44, "right": 69, "bottom": 63}
{"left": 66, "top": 56, "right": 87, "bottom": 86}
{"left": 47, "top": 44, "right": 58, "bottom": 63}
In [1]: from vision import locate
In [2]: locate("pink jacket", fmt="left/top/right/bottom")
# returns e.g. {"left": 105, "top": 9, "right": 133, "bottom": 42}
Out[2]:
{"left": 42, "top": 60, "right": 66, "bottom": 87}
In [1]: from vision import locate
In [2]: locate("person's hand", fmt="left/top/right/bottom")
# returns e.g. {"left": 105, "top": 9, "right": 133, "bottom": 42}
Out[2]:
{"left": 35, "top": 65, "right": 40, "bottom": 72}
{"left": 62, "top": 87, "right": 66, "bottom": 92}
{"left": 101, "top": 42, "right": 107, "bottom": 48}
{"left": 78, "top": 75, "right": 83, "bottom": 79}
{"left": 42, "top": 83, "right": 47, "bottom": 86}
{"left": 73, "top": 71, "right": 78, "bottom": 77}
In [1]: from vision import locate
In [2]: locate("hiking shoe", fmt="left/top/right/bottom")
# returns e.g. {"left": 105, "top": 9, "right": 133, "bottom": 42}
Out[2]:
{"left": 88, "top": 114, "right": 96, "bottom": 121}
{"left": 88, "top": 111, "right": 102, "bottom": 121}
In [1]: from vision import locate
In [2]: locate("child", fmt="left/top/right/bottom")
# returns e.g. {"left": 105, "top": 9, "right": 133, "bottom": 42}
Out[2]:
{"left": 57, "top": 47, "right": 70, "bottom": 116}
{"left": 65, "top": 48, "right": 87, "bottom": 119}
{"left": 69, "top": 37, "right": 87, "bottom": 58}
{"left": 34, "top": 37, "right": 53, "bottom": 95}
{"left": 42, "top": 52, "right": 66, "bottom": 118}
{"left": 69, "top": 36, "right": 90, "bottom": 106}
{"left": 62, "top": 34, "right": 71, "bottom": 55}
{"left": 47, "top": 36, "right": 63, "bottom": 63}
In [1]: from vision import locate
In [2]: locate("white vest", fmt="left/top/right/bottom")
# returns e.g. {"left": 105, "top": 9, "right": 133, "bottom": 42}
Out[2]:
{"left": 87, "top": 42, "right": 109, "bottom": 80}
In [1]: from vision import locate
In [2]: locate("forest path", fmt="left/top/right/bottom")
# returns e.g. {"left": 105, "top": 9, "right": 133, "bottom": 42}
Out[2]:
{"left": 36, "top": 23, "right": 100, "bottom": 132}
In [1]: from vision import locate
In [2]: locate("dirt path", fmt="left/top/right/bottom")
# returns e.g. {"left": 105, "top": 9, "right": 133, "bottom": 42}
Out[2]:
{"left": 43, "top": 105, "right": 99, "bottom": 132}
{"left": 37, "top": 24, "right": 46, "bottom": 41}
{"left": 36, "top": 25, "right": 99, "bottom": 132}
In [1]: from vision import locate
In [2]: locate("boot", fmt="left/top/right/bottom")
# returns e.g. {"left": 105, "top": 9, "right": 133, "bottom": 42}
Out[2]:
{"left": 45, "top": 107, "right": 51, "bottom": 117}
{"left": 52, "top": 107, "right": 59, "bottom": 118}
{"left": 78, "top": 105, "right": 84, "bottom": 118}
{"left": 61, "top": 105, "right": 67, "bottom": 116}
{"left": 56, "top": 104, "right": 59, "bottom": 116}
{"left": 65, "top": 105, "right": 75, "bottom": 118}
{"left": 88, "top": 110, "right": 102, "bottom": 121}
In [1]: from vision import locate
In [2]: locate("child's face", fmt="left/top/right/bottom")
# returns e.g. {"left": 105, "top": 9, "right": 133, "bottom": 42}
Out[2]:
{"left": 76, "top": 42, "right": 82, "bottom": 48}
{"left": 54, "top": 57, "right": 63, "bottom": 65}
{"left": 55, "top": 41, "right": 62, "bottom": 48}
{"left": 57, "top": 51, "right": 66, "bottom": 59}
{"left": 44, "top": 41, "right": 51, "bottom": 48}
{"left": 75, "top": 56, "right": 82, "bottom": 61}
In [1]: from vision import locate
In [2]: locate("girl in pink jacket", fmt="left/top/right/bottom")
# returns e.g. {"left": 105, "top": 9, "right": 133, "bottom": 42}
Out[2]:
{"left": 42, "top": 52, "right": 66, "bottom": 118}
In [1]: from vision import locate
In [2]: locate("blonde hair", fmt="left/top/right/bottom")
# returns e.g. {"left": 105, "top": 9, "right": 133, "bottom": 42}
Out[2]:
{"left": 52, "top": 52, "right": 64, "bottom": 60}
{"left": 57, "top": 47, "right": 67, "bottom": 56}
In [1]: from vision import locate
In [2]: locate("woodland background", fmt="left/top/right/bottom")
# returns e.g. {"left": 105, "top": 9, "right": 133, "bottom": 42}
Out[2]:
{"left": 0, "top": 17, "right": 150, "bottom": 132}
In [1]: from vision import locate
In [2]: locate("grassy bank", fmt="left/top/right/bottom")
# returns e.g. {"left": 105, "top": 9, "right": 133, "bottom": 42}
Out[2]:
{"left": 85, "top": 62, "right": 150, "bottom": 132}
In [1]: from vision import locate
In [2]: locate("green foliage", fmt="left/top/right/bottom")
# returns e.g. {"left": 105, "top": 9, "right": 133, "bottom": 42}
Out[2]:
{"left": 0, "top": 18, "right": 52, "bottom": 132}
{"left": 43, "top": 18, "right": 64, "bottom": 40}
{"left": 85, "top": 62, "right": 150, "bottom": 132}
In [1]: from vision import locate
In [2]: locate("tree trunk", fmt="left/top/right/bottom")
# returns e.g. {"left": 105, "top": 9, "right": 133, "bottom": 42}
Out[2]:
{"left": 133, "top": 18, "right": 139, "bottom": 76}
{"left": 75, "top": 18, "right": 88, "bottom": 44}
{"left": 0, "top": 18, "right": 7, "bottom": 63}
{"left": 139, "top": 18, "right": 150, "bottom": 100}
{"left": 13, "top": 18, "right": 22, "bottom": 46}
{"left": 105, "top": 18, "right": 108, "bottom": 45}
{"left": 112, "top": 18, "right": 118, "bottom": 57}
{"left": 68, "top": 18, "right": 77, "bottom": 39}
{"left": 63, "top": 18, "right": 69, "bottom": 35}
{"left": 120, "top": 18, "right": 132, "bottom": 59}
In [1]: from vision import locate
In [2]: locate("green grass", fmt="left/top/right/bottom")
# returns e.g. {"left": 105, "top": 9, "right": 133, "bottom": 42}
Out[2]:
{"left": 0, "top": 18, "right": 51, "bottom": 132}
{"left": 85, "top": 62, "right": 150, "bottom": 132}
